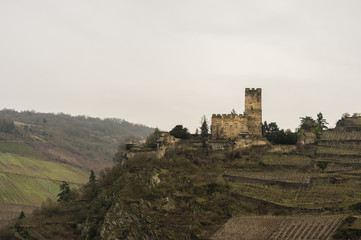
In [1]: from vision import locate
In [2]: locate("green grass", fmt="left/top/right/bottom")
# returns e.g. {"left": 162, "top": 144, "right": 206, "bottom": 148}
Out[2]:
{"left": 0, "top": 152, "right": 89, "bottom": 211}
{"left": 0, "top": 174, "right": 60, "bottom": 206}
{"left": 0, "top": 153, "right": 89, "bottom": 183}
{"left": 0, "top": 142, "right": 47, "bottom": 160}
{"left": 0, "top": 172, "right": 86, "bottom": 207}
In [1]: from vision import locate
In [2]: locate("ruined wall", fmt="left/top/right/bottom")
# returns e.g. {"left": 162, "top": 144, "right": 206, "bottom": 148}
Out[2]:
{"left": 244, "top": 88, "right": 262, "bottom": 137}
{"left": 211, "top": 114, "right": 248, "bottom": 139}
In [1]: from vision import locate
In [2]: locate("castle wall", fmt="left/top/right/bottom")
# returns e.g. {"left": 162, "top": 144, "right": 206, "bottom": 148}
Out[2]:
{"left": 211, "top": 88, "right": 262, "bottom": 139}
{"left": 211, "top": 114, "right": 248, "bottom": 139}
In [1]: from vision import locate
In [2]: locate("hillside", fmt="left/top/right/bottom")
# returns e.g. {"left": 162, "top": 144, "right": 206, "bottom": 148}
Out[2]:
{"left": 0, "top": 109, "right": 154, "bottom": 171}
{"left": 2, "top": 116, "right": 361, "bottom": 239}
{"left": 3, "top": 122, "right": 361, "bottom": 239}
{"left": 0, "top": 109, "right": 153, "bottom": 228}
{"left": 0, "top": 142, "right": 90, "bottom": 228}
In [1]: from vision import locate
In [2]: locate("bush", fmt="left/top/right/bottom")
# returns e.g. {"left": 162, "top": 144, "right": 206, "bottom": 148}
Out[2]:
{"left": 317, "top": 161, "right": 328, "bottom": 171}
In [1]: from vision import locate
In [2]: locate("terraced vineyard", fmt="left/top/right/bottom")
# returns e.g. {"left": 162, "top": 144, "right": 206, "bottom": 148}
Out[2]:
{"left": 0, "top": 143, "right": 89, "bottom": 227}
{"left": 211, "top": 215, "right": 345, "bottom": 240}
{"left": 230, "top": 180, "right": 361, "bottom": 209}
{"left": 220, "top": 126, "right": 361, "bottom": 212}
{"left": 321, "top": 131, "right": 361, "bottom": 141}
{"left": 317, "top": 145, "right": 361, "bottom": 156}
{"left": 225, "top": 169, "right": 311, "bottom": 183}
{"left": 260, "top": 155, "right": 312, "bottom": 167}
{"left": 271, "top": 215, "right": 343, "bottom": 240}
{"left": 0, "top": 152, "right": 88, "bottom": 183}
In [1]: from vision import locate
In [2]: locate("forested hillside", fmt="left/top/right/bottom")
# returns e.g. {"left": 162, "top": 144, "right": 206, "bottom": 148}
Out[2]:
{"left": 0, "top": 109, "right": 153, "bottom": 171}
{"left": 0, "top": 109, "right": 153, "bottom": 228}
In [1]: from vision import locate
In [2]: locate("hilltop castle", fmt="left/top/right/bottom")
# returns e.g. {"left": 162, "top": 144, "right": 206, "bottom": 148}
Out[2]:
{"left": 211, "top": 88, "right": 262, "bottom": 139}
{"left": 126, "top": 88, "right": 267, "bottom": 160}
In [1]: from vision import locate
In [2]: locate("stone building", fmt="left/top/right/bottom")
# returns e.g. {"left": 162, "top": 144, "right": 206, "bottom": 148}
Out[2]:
{"left": 211, "top": 88, "right": 262, "bottom": 139}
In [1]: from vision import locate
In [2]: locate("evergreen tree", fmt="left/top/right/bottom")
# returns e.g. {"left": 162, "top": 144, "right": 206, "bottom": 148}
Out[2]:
{"left": 89, "top": 170, "right": 96, "bottom": 184}
{"left": 200, "top": 115, "right": 209, "bottom": 138}
{"left": 195, "top": 128, "right": 199, "bottom": 136}
{"left": 19, "top": 211, "right": 25, "bottom": 219}
{"left": 316, "top": 112, "right": 328, "bottom": 129}
{"left": 57, "top": 181, "right": 70, "bottom": 202}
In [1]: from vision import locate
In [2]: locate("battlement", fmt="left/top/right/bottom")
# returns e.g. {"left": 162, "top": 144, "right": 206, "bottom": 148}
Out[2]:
{"left": 212, "top": 113, "right": 244, "bottom": 118}
{"left": 245, "top": 88, "right": 262, "bottom": 95}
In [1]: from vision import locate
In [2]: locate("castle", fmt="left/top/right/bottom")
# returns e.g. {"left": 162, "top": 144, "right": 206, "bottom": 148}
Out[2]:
{"left": 211, "top": 88, "right": 262, "bottom": 139}
{"left": 126, "top": 88, "right": 266, "bottom": 160}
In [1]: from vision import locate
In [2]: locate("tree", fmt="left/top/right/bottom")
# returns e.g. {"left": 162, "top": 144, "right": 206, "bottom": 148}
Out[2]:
{"left": 337, "top": 113, "right": 351, "bottom": 127}
{"left": 263, "top": 121, "right": 297, "bottom": 145}
{"left": 19, "top": 211, "right": 25, "bottom": 219}
{"left": 316, "top": 112, "right": 328, "bottom": 130}
{"left": 0, "top": 119, "right": 15, "bottom": 133}
{"left": 299, "top": 115, "right": 323, "bottom": 139}
{"left": 89, "top": 170, "right": 96, "bottom": 184}
{"left": 273, "top": 129, "right": 298, "bottom": 145}
{"left": 57, "top": 181, "right": 70, "bottom": 202}
{"left": 299, "top": 116, "right": 319, "bottom": 131}
{"left": 145, "top": 128, "right": 160, "bottom": 149}
{"left": 262, "top": 121, "right": 280, "bottom": 142}
{"left": 342, "top": 113, "right": 350, "bottom": 119}
{"left": 200, "top": 115, "right": 209, "bottom": 138}
{"left": 169, "top": 125, "right": 191, "bottom": 139}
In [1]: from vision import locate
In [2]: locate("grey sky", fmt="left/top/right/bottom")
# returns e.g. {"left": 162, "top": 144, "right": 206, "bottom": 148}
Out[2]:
{"left": 1, "top": 0, "right": 360, "bottom": 133}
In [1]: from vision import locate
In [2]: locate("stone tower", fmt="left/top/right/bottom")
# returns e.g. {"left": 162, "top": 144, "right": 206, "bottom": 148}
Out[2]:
{"left": 244, "top": 88, "right": 262, "bottom": 137}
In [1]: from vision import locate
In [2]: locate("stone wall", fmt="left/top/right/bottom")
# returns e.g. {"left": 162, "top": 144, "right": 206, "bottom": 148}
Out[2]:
{"left": 244, "top": 88, "right": 262, "bottom": 137}
{"left": 211, "top": 88, "right": 262, "bottom": 139}
{"left": 211, "top": 114, "right": 248, "bottom": 139}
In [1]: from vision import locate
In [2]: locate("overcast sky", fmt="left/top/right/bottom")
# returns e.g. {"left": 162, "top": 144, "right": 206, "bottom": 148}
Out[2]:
{"left": 1, "top": 0, "right": 360, "bottom": 132}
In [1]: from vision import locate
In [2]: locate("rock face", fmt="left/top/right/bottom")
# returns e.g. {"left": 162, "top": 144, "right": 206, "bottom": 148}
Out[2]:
{"left": 99, "top": 169, "right": 161, "bottom": 239}
{"left": 100, "top": 201, "right": 157, "bottom": 240}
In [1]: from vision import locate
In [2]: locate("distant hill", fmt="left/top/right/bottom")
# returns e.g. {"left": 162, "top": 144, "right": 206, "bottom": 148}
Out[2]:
{"left": 0, "top": 109, "right": 154, "bottom": 171}
{"left": 0, "top": 109, "right": 153, "bottom": 227}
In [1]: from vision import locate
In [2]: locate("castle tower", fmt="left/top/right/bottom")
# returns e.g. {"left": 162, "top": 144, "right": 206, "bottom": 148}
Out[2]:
{"left": 244, "top": 88, "right": 262, "bottom": 137}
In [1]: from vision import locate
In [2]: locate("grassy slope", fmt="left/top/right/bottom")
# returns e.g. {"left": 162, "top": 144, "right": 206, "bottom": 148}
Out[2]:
{"left": 0, "top": 142, "right": 89, "bottom": 227}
